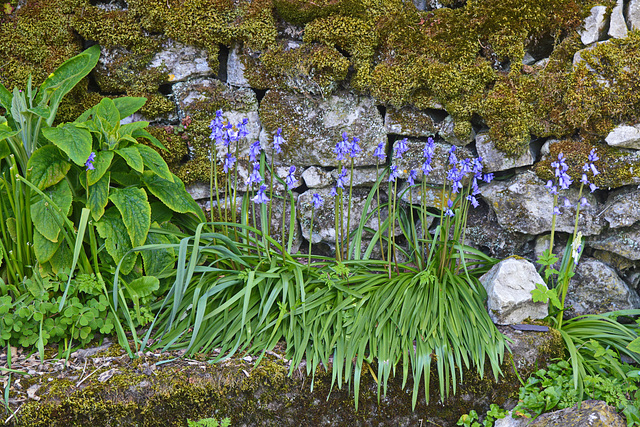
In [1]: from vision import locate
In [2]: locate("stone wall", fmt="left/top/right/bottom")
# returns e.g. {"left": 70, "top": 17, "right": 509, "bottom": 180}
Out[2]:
{"left": 4, "top": 0, "right": 640, "bottom": 315}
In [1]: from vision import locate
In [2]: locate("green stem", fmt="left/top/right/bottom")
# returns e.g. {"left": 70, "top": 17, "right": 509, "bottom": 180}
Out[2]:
{"left": 267, "top": 149, "right": 276, "bottom": 239}
{"left": 375, "top": 162, "right": 385, "bottom": 262}
{"left": 308, "top": 208, "right": 315, "bottom": 274}
{"left": 345, "top": 158, "right": 355, "bottom": 260}
{"left": 282, "top": 189, "right": 288, "bottom": 264}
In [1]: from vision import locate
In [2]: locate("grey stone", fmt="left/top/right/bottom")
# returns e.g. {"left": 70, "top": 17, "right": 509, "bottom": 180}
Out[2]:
{"left": 528, "top": 400, "right": 625, "bottom": 427}
{"left": 438, "top": 115, "right": 475, "bottom": 146}
{"left": 481, "top": 171, "right": 604, "bottom": 236}
{"left": 603, "top": 187, "right": 640, "bottom": 228}
{"left": 494, "top": 411, "right": 529, "bottom": 427}
{"left": 149, "top": 39, "right": 212, "bottom": 83}
{"left": 301, "top": 166, "right": 333, "bottom": 189}
{"left": 258, "top": 90, "right": 385, "bottom": 167}
{"left": 329, "top": 167, "right": 382, "bottom": 188}
{"left": 608, "top": 0, "right": 628, "bottom": 39}
{"left": 384, "top": 106, "right": 440, "bottom": 137}
{"left": 479, "top": 258, "right": 549, "bottom": 325}
{"left": 629, "top": 0, "right": 640, "bottom": 31}
{"left": 579, "top": 5, "right": 608, "bottom": 45}
{"left": 227, "top": 43, "right": 250, "bottom": 87}
{"left": 476, "top": 132, "right": 534, "bottom": 172}
{"left": 522, "top": 52, "right": 536, "bottom": 65}
{"left": 588, "top": 225, "right": 640, "bottom": 260}
{"left": 565, "top": 258, "right": 640, "bottom": 317}
{"left": 605, "top": 123, "right": 640, "bottom": 149}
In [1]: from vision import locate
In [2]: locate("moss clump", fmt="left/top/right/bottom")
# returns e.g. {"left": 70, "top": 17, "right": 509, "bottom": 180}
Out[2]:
{"left": 273, "top": 0, "right": 368, "bottom": 26}
{"left": 534, "top": 139, "right": 640, "bottom": 189}
{"left": 243, "top": 42, "right": 350, "bottom": 94}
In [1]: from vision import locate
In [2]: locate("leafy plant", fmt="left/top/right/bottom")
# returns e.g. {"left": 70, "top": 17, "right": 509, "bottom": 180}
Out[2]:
{"left": 457, "top": 404, "right": 507, "bottom": 427}
{"left": 187, "top": 417, "right": 231, "bottom": 427}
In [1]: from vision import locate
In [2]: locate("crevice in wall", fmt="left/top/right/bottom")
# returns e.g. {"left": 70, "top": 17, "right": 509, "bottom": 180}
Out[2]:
{"left": 218, "top": 44, "right": 229, "bottom": 83}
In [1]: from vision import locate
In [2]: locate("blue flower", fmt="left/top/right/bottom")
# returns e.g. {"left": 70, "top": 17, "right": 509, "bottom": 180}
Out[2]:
{"left": 483, "top": 173, "right": 494, "bottom": 183}
{"left": 588, "top": 149, "right": 599, "bottom": 163}
{"left": 334, "top": 132, "right": 350, "bottom": 161}
{"left": 421, "top": 160, "right": 433, "bottom": 176}
{"left": 285, "top": 165, "right": 297, "bottom": 188}
{"left": 246, "top": 162, "right": 262, "bottom": 186}
{"left": 579, "top": 197, "right": 590, "bottom": 208}
{"left": 374, "top": 142, "right": 386, "bottom": 161}
{"left": 348, "top": 137, "right": 362, "bottom": 158}
{"left": 209, "top": 110, "right": 224, "bottom": 130}
{"left": 448, "top": 145, "right": 458, "bottom": 165}
{"left": 223, "top": 152, "right": 236, "bottom": 173}
{"left": 445, "top": 199, "right": 455, "bottom": 217}
{"left": 273, "top": 128, "right": 285, "bottom": 154}
{"left": 466, "top": 195, "right": 479, "bottom": 208}
{"left": 330, "top": 186, "right": 338, "bottom": 197}
{"left": 388, "top": 165, "right": 399, "bottom": 182}
{"left": 407, "top": 169, "right": 418, "bottom": 186}
{"left": 252, "top": 184, "right": 270, "bottom": 204}
{"left": 249, "top": 140, "right": 261, "bottom": 162}
{"left": 312, "top": 193, "right": 324, "bottom": 209}
{"left": 545, "top": 180, "right": 558, "bottom": 195}
{"left": 85, "top": 151, "right": 96, "bottom": 171}
{"left": 553, "top": 206, "right": 561, "bottom": 216}
{"left": 237, "top": 118, "right": 249, "bottom": 139}
{"left": 336, "top": 169, "right": 348, "bottom": 189}
{"left": 423, "top": 137, "right": 435, "bottom": 160}
{"left": 394, "top": 138, "right": 409, "bottom": 159}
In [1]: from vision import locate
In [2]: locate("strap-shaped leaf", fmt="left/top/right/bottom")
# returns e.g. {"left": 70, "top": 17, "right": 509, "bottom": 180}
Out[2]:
{"left": 95, "top": 207, "right": 136, "bottom": 275}
{"left": 138, "top": 145, "right": 173, "bottom": 181}
{"left": 113, "top": 97, "right": 146, "bottom": 119}
{"left": 116, "top": 146, "right": 144, "bottom": 173}
{"left": 87, "top": 172, "right": 110, "bottom": 221}
{"left": 37, "top": 44, "right": 100, "bottom": 126}
{"left": 42, "top": 123, "right": 93, "bottom": 166}
{"left": 33, "top": 229, "right": 61, "bottom": 263}
{"left": 109, "top": 186, "right": 151, "bottom": 248}
{"left": 87, "top": 150, "right": 114, "bottom": 185}
{"left": 142, "top": 171, "right": 204, "bottom": 220}
{"left": 27, "top": 145, "right": 71, "bottom": 190}
{"left": 30, "top": 179, "right": 73, "bottom": 242}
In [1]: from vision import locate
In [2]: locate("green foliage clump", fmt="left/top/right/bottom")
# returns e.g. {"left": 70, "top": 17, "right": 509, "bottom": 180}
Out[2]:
{"left": 187, "top": 417, "right": 231, "bottom": 427}
{"left": 273, "top": 0, "right": 368, "bottom": 25}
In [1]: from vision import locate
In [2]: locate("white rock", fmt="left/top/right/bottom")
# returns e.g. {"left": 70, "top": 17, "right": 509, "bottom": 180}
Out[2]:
{"left": 480, "top": 258, "right": 549, "bottom": 325}
{"left": 605, "top": 124, "right": 640, "bottom": 149}
{"left": 629, "top": 0, "right": 640, "bottom": 31}
{"left": 579, "top": 5, "right": 608, "bottom": 45}
{"left": 476, "top": 132, "right": 533, "bottom": 172}
{"left": 608, "top": 0, "right": 628, "bottom": 39}
{"left": 494, "top": 411, "right": 529, "bottom": 427}
{"left": 149, "top": 39, "right": 212, "bottom": 83}
{"left": 227, "top": 43, "right": 250, "bottom": 87}
{"left": 301, "top": 166, "right": 332, "bottom": 188}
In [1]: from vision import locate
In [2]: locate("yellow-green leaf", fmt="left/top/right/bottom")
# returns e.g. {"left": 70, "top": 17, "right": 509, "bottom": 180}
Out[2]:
{"left": 126, "top": 276, "right": 159, "bottom": 299}
{"left": 142, "top": 171, "right": 204, "bottom": 221}
{"left": 137, "top": 145, "right": 173, "bottom": 181}
{"left": 113, "top": 97, "right": 146, "bottom": 119}
{"left": 30, "top": 180, "right": 72, "bottom": 242}
{"left": 95, "top": 97, "right": 121, "bottom": 128}
{"left": 116, "top": 146, "right": 143, "bottom": 173}
{"left": 95, "top": 207, "right": 136, "bottom": 275}
{"left": 42, "top": 123, "right": 93, "bottom": 166}
{"left": 34, "top": 229, "right": 61, "bottom": 263}
{"left": 87, "top": 150, "right": 114, "bottom": 185}
{"left": 48, "top": 240, "right": 72, "bottom": 276}
{"left": 87, "top": 172, "right": 110, "bottom": 221}
{"left": 142, "top": 226, "right": 176, "bottom": 277}
{"left": 108, "top": 187, "right": 150, "bottom": 248}
{"left": 27, "top": 145, "right": 70, "bottom": 190}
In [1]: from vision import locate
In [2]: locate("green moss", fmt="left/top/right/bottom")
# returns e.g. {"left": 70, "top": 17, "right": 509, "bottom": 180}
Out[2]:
{"left": 273, "top": 0, "right": 369, "bottom": 26}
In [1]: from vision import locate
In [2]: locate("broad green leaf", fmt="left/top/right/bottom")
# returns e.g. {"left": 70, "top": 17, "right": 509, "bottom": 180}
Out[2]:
{"left": 109, "top": 186, "right": 151, "bottom": 248}
{"left": 95, "top": 207, "right": 136, "bottom": 275}
{"left": 137, "top": 145, "right": 172, "bottom": 180}
{"left": 628, "top": 337, "right": 640, "bottom": 354}
{"left": 48, "top": 240, "right": 72, "bottom": 276}
{"left": 26, "top": 145, "right": 70, "bottom": 190}
{"left": 0, "top": 81, "right": 11, "bottom": 112}
{"left": 87, "top": 150, "right": 114, "bottom": 186}
{"left": 42, "top": 123, "right": 93, "bottom": 166}
{"left": 142, "top": 227, "right": 175, "bottom": 277}
{"left": 34, "top": 229, "right": 61, "bottom": 263}
{"left": 113, "top": 97, "right": 146, "bottom": 119}
{"left": 97, "top": 116, "right": 119, "bottom": 147}
{"left": 87, "top": 172, "right": 110, "bottom": 221}
{"left": 37, "top": 44, "right": 100, "bottom": 126}
{"left": 27, "top": 105, "right": 51, "bottom": 120}
{"left": 116, "top": 146, "right": 143, "bottom": 173}
{"left": 142, "top": 171, "right": 204, "bottom": 220}
{"left": 95, "top": 97, "right": 121, "bottom": 128}
{"left": 0, "top": 139, "right": 10, "bottom": 160}
{"left": 126, "top": 276, "right": 159, "bottom": 299}
{"left": 119, "top": 121, "right": 148, "bottom": 138}
{"left": 132, "top": 128, "right": 166, "bottom": 150}
{"left": 5, "top": 217, "right": 16, "bottom": 243}
{"left": 30, "top": 179, "right": 73, "bottom": 242}
{"left": 0, "top": 119, "right": 19, "bottom": 143}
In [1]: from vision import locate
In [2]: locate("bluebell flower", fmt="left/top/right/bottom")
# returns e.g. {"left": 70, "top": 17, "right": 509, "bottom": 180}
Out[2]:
{"left": 448, "top": 145, "right": 458, "bottom": 165}
{"left": 423, "top": 137, "right": 435, "bottom": 160}
{"left": 224, "top": 123, "right": 237, "bottom": 145}
{"left": 223, "top": 152, "right": 236, "bottom": 173}
{"left": 407, "top": 169, "right": 418, "bottom": 186}
{"left": 589, "top": 182, "right": 597, "bottom": 193}
{"left": 579, "top": 197, "right": 590, "bottom": 208}
{"left": 466, "top": 195, "right": 479, "bottom": 208}
{"left": 273, "top": 128, "right": 284, "bottom": 154}
{"left": 374, "top": 141, "right": 386, "bottom": 161}
{"left": 85, "top": 151, "right": 96, "bottom": 171}
{"left": 421, "top": 159, "right": 433, "bottom": 176}
{"left": 563, "top": 197, "right": 572, "bottom": 209}
{"left": 394, "top": 138, "right": 409, "bottom": 159}
{"left": 388, "top": 165, "right": 399, "bottom": 182}
{"left": 312, "top": 193, "right": 324, "bottom": 209}
{"left": 209, "top": 110, "right": 224, "bottom": 130}
{"left": 445, "top": 199, "right": 455, "bottom": 217}
{"left": 588, "top": 149, "right": 599, "bottom": 163}
{"left": 237, "top": 118, "right": 249, "bottom": 139}
{"left": 246, "top": 162, "right": 262, "bottom": 186}
{"left": 330, "top": 186, "right": 338, "bottom": 197}
{"left": 336, "top": 169, "right": 348, "bottom": 189}
{"left": 285, "top": 165, "right": 297, "bottom": 188}
{"left": 249, "top": 140, "right": 261, "bottom": 162}
{"left": 252, "top": 184, "right": 270, "bottom": 204}
{"left": 334, "top": 132, "right": 350, "bottom": 161}
{"left": 348, "top": 137, "right": 362, "bottom": 158}
{"left": 483, "top": 173, "right": 494, "bottom": 183}
{"left": 553, "top": 206, "right": 561, "bottom": 216}
{"left": 545, "top": 180, "right": 558, "bottom": 195}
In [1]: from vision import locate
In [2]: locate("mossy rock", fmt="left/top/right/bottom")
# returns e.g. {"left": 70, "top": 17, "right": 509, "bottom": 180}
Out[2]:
{"left": 7, "top": 327, "right": 563, "bottom": 426}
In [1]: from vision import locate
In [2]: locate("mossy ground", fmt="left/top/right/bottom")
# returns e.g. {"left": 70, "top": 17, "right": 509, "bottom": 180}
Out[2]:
{"left": 5, "top": 327, "right": 564, "bottom": 427}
